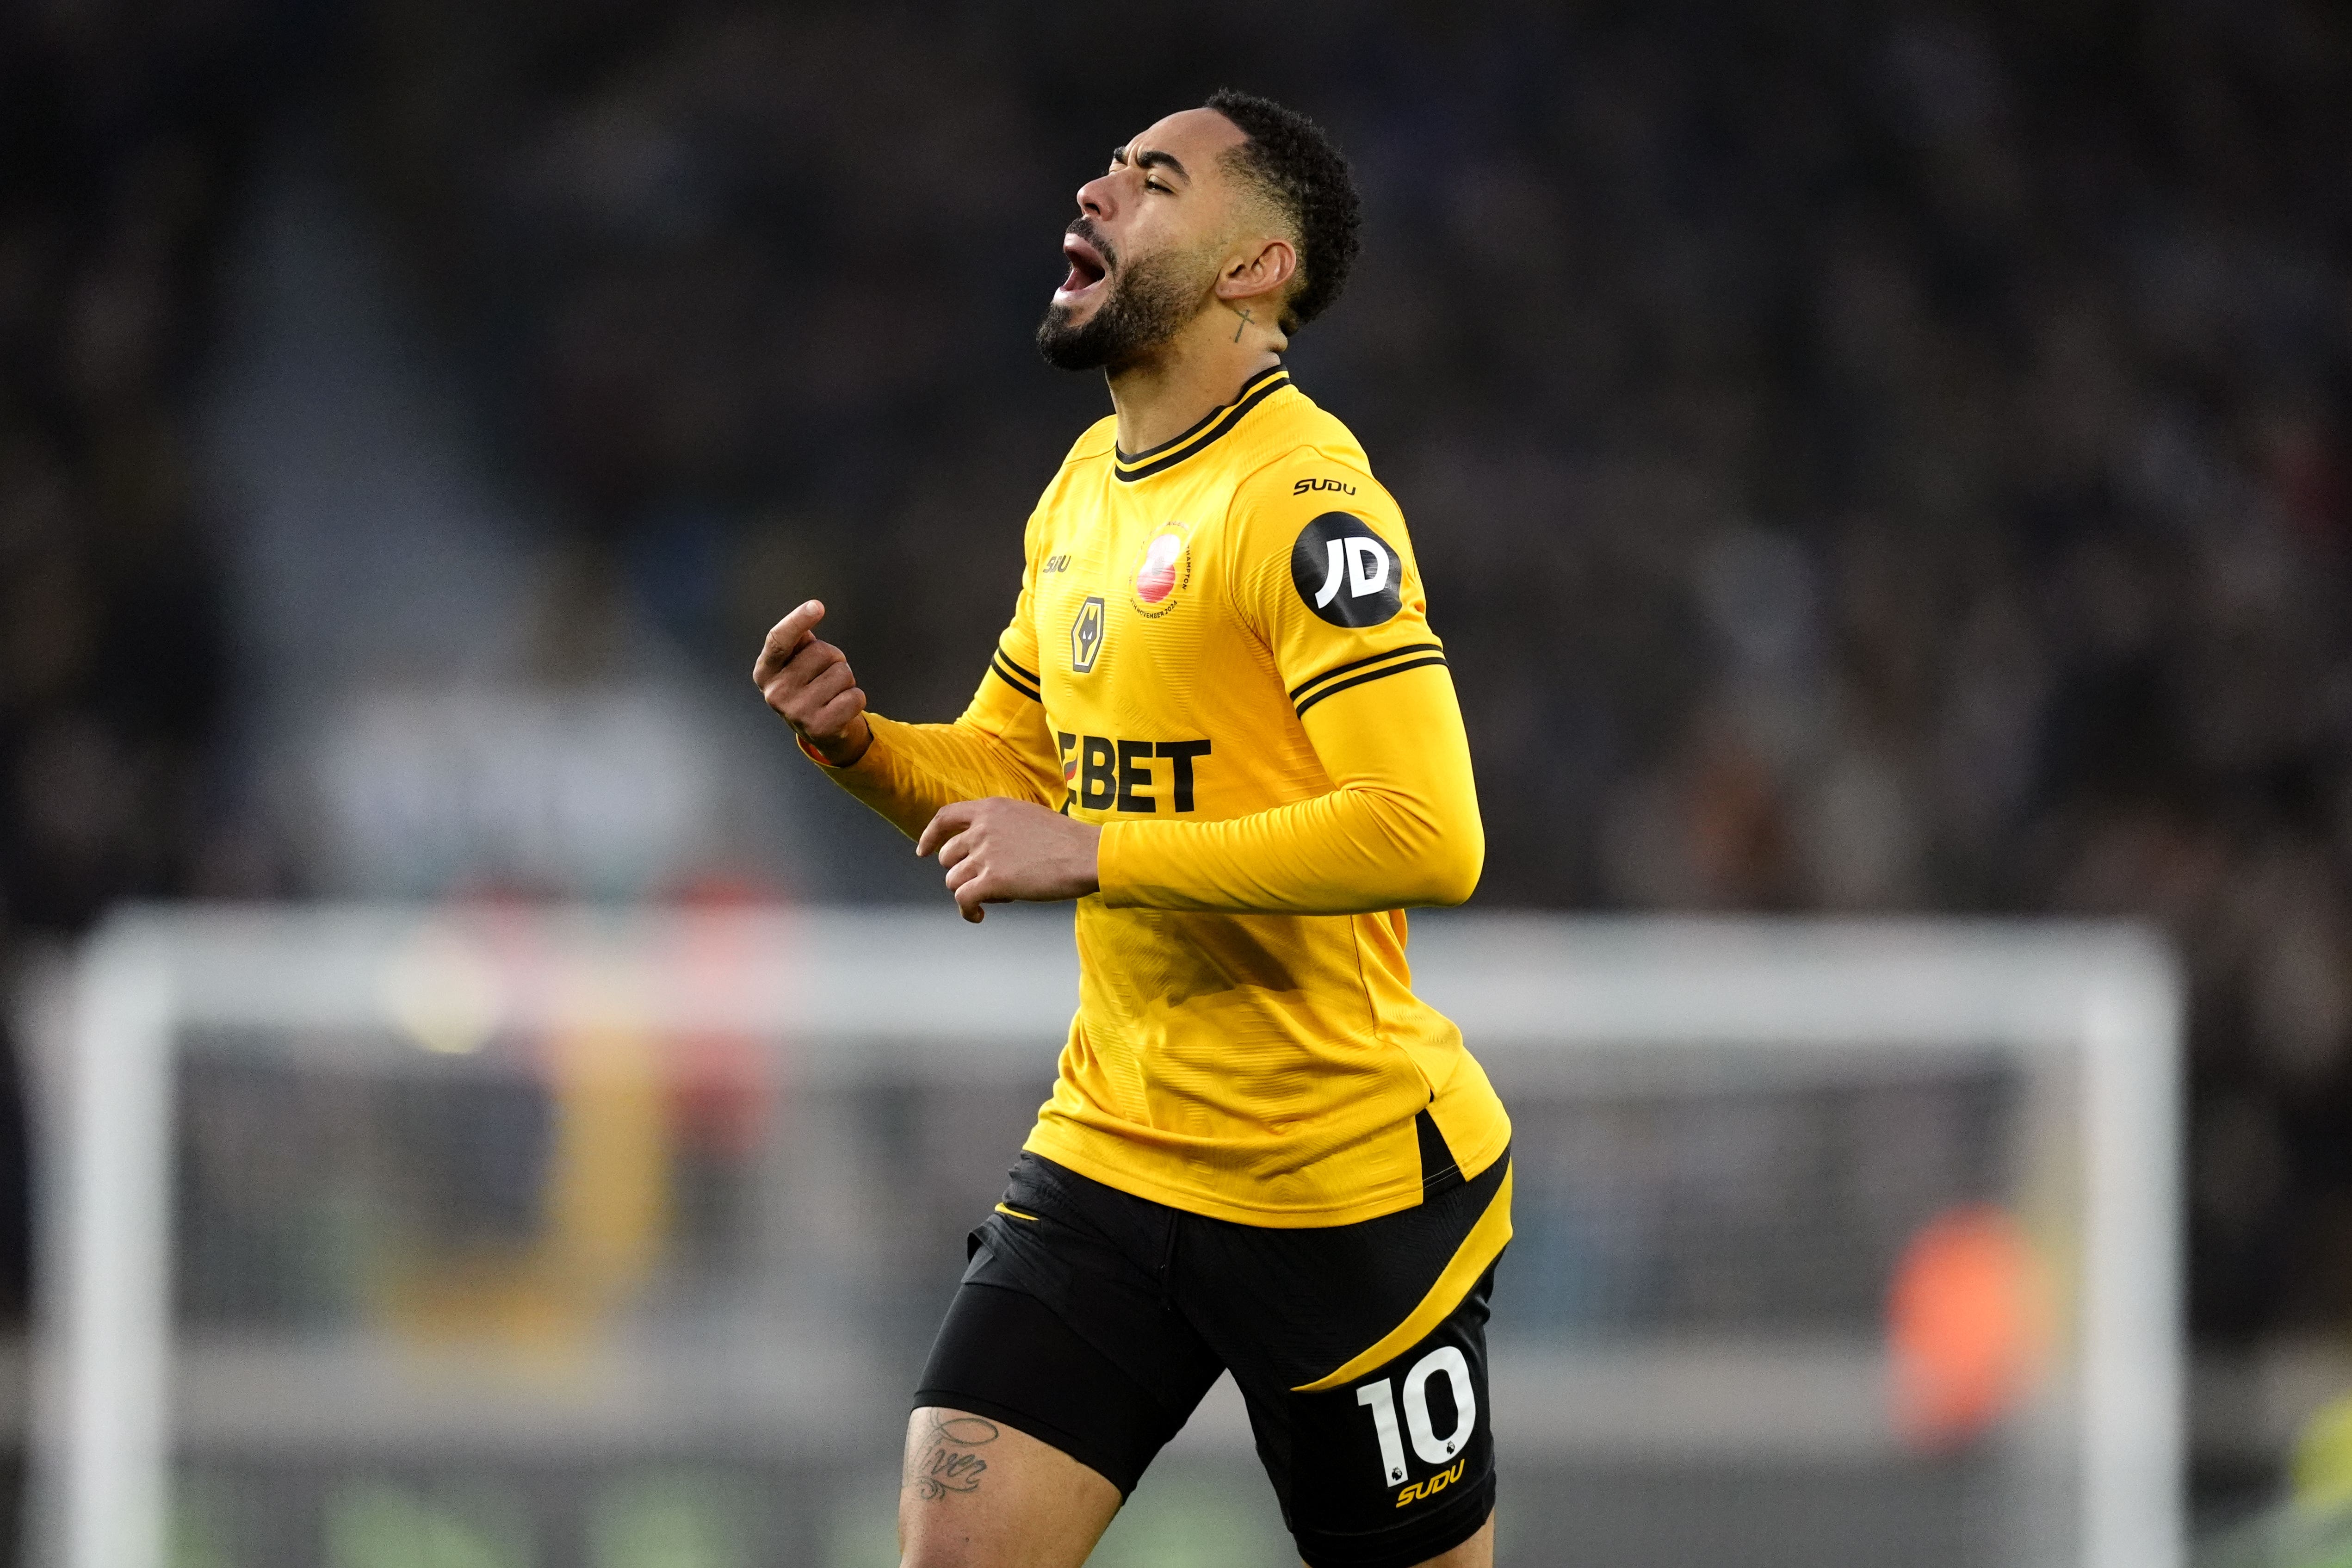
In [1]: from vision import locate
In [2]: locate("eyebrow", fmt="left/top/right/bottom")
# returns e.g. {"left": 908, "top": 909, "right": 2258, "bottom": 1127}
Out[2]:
{"left": 1111, "top": 143, "right": 1191, "bottom": 182}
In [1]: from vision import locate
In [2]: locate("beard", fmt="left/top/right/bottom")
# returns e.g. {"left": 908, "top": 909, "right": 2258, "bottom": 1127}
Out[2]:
{"left": 1036, "top": 225, "right": 1212, "bottom": 372}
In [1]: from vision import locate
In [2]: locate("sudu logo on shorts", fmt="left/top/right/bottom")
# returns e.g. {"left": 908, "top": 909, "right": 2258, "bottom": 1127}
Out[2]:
{"left": 1130, "top": 524, "right": 1192, "bottom": 617}
{"left": 1396, "top": 1457, "right": 1467, "bottom": 1508}
{"left": 1292, "top": 513, "right": 1402, "bottom": 627}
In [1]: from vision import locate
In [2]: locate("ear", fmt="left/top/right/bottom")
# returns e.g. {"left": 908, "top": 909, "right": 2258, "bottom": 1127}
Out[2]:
{"left": 1215, "top": 236, "right": 1298, "bottom": 308}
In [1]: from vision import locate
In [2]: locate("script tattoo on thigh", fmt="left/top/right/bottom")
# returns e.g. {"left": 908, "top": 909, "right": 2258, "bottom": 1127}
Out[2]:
{"left": 908, "top": 1414, "right": 999, "bottom": 1500}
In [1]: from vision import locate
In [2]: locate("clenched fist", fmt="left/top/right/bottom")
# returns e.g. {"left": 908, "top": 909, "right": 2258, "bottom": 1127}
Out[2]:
{"left": 915, "top": 798, "right": 1102, "bottom": 923}
{"left": 754, "top": 600, "right": 871, "bottom": 766}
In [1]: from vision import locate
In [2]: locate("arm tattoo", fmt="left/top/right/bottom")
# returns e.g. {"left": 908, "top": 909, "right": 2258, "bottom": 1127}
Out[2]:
{"left": 908, "top": 1414, "right": 999, "bottom": 1500}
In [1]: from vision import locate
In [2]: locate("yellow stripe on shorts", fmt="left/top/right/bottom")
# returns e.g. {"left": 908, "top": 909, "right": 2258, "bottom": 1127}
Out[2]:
{"left": 1291, "top": 1164, "right": 1513, "bottom": 1393}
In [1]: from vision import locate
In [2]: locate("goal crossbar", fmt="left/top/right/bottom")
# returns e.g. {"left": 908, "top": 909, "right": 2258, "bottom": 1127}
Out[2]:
{"left": 34, "top": 907, "right": 2180, "bottom": 1568}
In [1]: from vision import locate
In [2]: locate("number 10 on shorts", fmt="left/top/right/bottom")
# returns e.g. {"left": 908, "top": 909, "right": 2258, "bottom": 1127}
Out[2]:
{"left": 1355, "top": 1346, "right": 1478, "bottom": 1486}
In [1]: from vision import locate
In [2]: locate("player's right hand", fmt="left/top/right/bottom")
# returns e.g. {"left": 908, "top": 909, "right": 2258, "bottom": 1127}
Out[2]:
{"left": 754, "top": 600, "right": 872, "bottom": 766}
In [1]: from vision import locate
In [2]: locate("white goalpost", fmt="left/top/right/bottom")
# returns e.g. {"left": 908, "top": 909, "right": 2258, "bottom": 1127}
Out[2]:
{"left": 28, "top": 908, "right": 2181, "bottom": 1568}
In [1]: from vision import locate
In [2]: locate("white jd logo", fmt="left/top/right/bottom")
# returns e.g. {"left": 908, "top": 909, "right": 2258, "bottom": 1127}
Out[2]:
{"left": 1071, "top": 596, "right": 1106, "bottom": 673}
{"left": 1313, "top": 536, "right": 1392, "bottom": 609}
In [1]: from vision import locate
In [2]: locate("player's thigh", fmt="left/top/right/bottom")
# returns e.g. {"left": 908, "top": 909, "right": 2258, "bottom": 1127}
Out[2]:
{"left": 898, "top": 1406, "right": 1121, "bottom": 1568}
{"left": 1306, "top": 1509, "right": 1491, "bottom": 1568}
{"left": 1201, "top": 1158, "right": 1510, "bottom": 1568}
{"left": 1407, "top": 1509, "right": 1493, "bottom": 1568}
{"left": 1249, "top": 1271, "right": 1498, "bottom": 1568}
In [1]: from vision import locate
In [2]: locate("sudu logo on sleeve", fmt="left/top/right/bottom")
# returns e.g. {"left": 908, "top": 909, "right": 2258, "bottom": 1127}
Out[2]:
{"left": 1291, "top": 513, "right": 1403, "bottom": 627}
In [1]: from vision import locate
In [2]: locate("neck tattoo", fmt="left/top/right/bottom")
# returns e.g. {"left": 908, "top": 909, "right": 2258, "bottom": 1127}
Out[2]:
{"left": 1228, "top": 305, "right": 1254, "bottom": 342}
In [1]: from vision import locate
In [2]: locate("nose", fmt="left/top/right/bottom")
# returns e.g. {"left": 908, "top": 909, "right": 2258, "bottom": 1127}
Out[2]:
{"left": 1076, "top": 170, "right": 1114, "bottom": 220}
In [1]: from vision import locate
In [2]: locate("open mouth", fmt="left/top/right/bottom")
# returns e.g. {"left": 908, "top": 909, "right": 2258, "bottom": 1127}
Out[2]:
{"left": 1056, "top": 230, "right": 1109, "bottom": 301}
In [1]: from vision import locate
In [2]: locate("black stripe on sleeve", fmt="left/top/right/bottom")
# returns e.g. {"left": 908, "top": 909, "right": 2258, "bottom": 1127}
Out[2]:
{"left": 989, "top": 655, "right": 1042, "bottom": 702}
{"left": 997, "top": 647, "right": 1041, "bottom": 685}
{"left": 1293, "top": 656, "right": 1449, "bottom": 718}
{"left": 1287, "top": 642, "right": 1446, "bottom": 703}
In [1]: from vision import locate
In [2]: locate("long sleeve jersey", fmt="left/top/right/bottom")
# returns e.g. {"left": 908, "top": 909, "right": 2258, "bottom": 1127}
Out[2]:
{"left": 806, "top": 362, "right": 1510, "bottom": 1225}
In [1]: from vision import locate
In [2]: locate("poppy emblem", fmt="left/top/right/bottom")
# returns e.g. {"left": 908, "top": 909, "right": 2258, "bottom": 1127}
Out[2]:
{"left": 1129, "top": 524, "right": 1192, "bottom": 618}
{"left": 1137, "top": 533, "right": 1182, "bottom": 602}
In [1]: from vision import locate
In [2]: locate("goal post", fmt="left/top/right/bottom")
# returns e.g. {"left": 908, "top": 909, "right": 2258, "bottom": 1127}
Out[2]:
{"left": 28, "top": 908, "right": 2181, "bottom": 1568}
{"left": 1404, "top": 917, "right": 2183, "bottom": 1568}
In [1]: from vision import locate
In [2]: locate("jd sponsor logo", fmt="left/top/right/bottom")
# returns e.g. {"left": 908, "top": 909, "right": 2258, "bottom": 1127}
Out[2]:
{"left": 1395, "top": 1458, "right": 1467, "bottom": 1509}
{"left": 1291, "top": 513, "right": 1402, "bottom": 628}
{"left": 1070, "top": 596, "right": 1105, "bottom": 673}
{"left": 1056, "top": 733, "right": 1211, "bottom": 813}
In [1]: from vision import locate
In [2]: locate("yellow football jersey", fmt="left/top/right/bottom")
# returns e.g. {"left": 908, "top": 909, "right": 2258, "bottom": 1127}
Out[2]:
{"left": 808, "top": 360, "right": 1510, "bottom": 1225}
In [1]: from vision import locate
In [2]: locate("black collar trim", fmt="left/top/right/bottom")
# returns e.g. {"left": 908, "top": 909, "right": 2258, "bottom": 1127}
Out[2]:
{"left": 1112, "top": 362, "right": 1292, "bottom": 483}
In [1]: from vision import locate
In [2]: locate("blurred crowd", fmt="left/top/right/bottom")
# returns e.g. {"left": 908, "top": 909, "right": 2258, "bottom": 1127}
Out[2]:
{"left": 4, "top": 0, "right": 2350, "bottom": 1346}
{"left": 0, "top": 0, "right": 307, "bottom": 1356}
{"left": 0, "top": 0, "right": 277, "bottom": 938}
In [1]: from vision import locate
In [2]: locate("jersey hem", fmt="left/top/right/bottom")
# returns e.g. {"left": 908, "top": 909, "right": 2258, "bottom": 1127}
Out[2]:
{"left": 1292, "top": 1161, "right": 1513, "bottom": 1391}
{"left": 1019, "top": 1117, "right": 1512, "bottom": 1230}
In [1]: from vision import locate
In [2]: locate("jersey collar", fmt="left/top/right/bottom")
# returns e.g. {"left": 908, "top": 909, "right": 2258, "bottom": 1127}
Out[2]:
{"left": 1111, "top": 361, "right": 1291, "bottom": 483}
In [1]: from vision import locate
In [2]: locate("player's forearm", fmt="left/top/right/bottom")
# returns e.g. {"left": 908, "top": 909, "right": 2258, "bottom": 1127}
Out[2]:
{"left": 1096, "top": 663, "right": 1483, "bottom": 914}
{"left": 811, "top": 713, "right": 1057, "bottom": 840}
{"left": 1095, "top": 781, "right": 1483, "bottom": 914}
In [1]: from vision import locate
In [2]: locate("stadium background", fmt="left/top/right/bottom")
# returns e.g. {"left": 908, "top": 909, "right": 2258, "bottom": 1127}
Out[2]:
{"left": 0, "top": 0, "right": 2347, "bottom": 1559}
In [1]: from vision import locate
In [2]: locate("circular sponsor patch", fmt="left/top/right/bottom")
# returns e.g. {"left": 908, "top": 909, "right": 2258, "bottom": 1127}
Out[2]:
{"left": 1290, "top": 513, "right": 1402, "bottom": 627}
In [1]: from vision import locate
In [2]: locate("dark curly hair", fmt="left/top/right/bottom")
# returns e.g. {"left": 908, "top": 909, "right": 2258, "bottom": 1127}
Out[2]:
{"left": 1203, "top": 89, "right": 1362, "bottom": 334}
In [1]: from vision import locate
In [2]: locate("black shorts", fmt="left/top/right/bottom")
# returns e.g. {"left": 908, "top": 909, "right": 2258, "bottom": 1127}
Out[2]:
{"left": 915, "top": 1144, "right": 1510, "bottom": 1568}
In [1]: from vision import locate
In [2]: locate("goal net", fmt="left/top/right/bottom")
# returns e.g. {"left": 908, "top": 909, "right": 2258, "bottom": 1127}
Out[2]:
{"left": 26, "top": 908, "right": 2180, "bottom": 1568}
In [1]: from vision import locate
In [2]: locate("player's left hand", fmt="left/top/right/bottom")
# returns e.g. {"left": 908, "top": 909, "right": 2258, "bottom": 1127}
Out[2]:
{"left": 915, "top": 798, "right": 1102, "bottom": 923}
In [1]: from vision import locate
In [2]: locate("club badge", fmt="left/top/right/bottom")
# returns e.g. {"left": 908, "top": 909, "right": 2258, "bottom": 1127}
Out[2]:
{"left": 1071, "top": 595, "right": 1106, "bottom": 673}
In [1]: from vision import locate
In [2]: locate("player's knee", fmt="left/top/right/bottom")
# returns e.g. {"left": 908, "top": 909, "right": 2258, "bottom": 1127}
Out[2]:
{"left": 894, "top": 1527, "right": 950, "bottom": 1568}
{"left": 1411, "top": 1506, "right": 1495, "bottom": 1566}
{"left": 896, "top": 1507, "right": 1070, "bottom": 1568}
{"left": 896, "top": 1505, "right": 986, "bottom": 1568}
